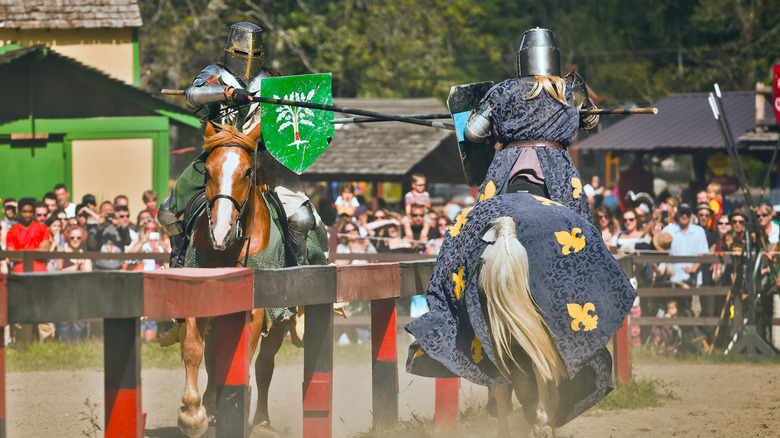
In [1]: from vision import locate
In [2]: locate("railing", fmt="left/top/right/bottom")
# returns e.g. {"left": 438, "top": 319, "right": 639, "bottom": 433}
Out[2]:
{"left": 628, "top": 252, "right": 737, "bottom": 327}
{"left": 0, "top": 250, "right": 169, "bottom": 273}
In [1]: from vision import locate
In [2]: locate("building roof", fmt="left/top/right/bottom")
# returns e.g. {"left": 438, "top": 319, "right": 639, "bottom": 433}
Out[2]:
{"left": 301, "top": 98, "right": 465, "bottom": 183}
{"left": 574, "top": 91, "right": 775, "bottom": 152}
{"left": 0, "top": 45, "right": 198, "bottom": 128}
{"left": 0, "top": 0, "right": 142, "bottom": 29}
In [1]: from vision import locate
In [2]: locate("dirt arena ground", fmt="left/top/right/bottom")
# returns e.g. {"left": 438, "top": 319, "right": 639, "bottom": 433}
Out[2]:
{"left": 6, "top": 349, "right": 778, "bottom": 438}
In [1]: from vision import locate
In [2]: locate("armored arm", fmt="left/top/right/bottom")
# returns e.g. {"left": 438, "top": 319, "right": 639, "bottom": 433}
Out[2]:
{"left": 569, "top": 71, "right": 600, "bottom": 130}
{"left": 465, "top": 97, "right": 494, "bottom": 143}
{"left": 185, "top": 65, "right": 229, "bottom": 108}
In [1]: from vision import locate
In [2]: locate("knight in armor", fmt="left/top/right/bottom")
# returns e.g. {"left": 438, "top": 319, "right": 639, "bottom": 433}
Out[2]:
{"left": 158, "top": 22, "right": 319, "bottom": 267}
{"left": 464, "top": 27, "right": 599, "bottom": 221}
{"left": 405, "top": 28, "right": 633, "bottom": 427}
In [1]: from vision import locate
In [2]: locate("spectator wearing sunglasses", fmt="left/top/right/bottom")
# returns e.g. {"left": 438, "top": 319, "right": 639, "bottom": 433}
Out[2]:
{"left": 729, "top": 210, "right": 747, "bottom": 244}
{"left": 404, "top": 203, "right": 433, "bottom": 253}
{"left": 612, "top": 210, "right": 650, "bottom": 254}
{"left": 756, "top": 202, "right": 779, "bottom": 253}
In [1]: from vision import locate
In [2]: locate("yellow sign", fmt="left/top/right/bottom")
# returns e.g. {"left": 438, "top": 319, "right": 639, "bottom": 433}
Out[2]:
{"left": 707, "top": 152, "right": 731, "bottom": 176}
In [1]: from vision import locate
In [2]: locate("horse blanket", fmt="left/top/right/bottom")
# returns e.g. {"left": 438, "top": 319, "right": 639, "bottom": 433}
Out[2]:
{"left": 405, "top": 190, "right": 636, "bottom": 425}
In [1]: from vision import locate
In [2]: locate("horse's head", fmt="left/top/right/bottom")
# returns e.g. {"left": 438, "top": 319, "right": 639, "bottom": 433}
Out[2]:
{"left": 202, "top": 122, "right": 262, "bottom": 250}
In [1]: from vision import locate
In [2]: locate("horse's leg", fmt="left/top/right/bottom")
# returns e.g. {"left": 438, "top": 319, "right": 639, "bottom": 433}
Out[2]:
{"left": 178, "top": 317, "right": 209, "bottom": 437}
{"left": 529, "top": 365, "right": 557, "bottom": 438}
{"left": 491, "top": 384, "right": 513, "bottom": 438}
{"left": 248, "top": 308, "right": 266, "bottom": 359}
{"left": 202, "top": 319, "right": 217, "bottom": 423}
{"left": 252, "top": 324, "right": 285, "bottom": 427}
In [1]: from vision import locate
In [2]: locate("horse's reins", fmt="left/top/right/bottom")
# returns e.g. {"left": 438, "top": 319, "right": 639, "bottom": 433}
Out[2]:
{"left": 205, "top": 143, "right": 259, "bottom": 267}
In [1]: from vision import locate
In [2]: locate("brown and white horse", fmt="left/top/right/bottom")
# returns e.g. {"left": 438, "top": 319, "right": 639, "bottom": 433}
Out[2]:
{"left": 176, "top": 122, "right": 288, "bottom": 437}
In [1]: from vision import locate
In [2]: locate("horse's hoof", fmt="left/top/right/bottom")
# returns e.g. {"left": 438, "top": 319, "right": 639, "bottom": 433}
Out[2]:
{"left": 250, "top": 421, "right": 280, "bottom": 438}
{"left": 177, "top": 404, "right": 209, "bottom": 437}
{"left": 529, "top": 425, "right": 554, "bottom": 438}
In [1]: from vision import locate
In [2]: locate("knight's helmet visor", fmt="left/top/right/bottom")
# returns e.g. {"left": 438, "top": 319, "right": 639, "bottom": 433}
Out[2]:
{"left": 516, "top": 28, "right": 561, "bottom": 78}
{"left": 224, "top": 22, "right": 265, "bottom": 81}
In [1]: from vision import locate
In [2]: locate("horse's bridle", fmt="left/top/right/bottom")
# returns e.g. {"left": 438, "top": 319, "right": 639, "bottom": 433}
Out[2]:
{"left": 205, "top": 143, "right": 259, "bottom": 266}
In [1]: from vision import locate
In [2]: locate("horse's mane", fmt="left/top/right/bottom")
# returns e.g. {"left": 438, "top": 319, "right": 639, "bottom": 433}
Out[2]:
{"left": 202, "top": 123, "right": 257, "bottom": 153}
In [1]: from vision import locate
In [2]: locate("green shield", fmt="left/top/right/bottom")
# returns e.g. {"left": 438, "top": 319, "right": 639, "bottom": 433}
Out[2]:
{"left": 260, "top": 73, "right": 334, "bottom": 174}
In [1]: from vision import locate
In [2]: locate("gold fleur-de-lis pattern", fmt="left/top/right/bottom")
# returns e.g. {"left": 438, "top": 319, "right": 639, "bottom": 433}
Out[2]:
{"left": 567, "top": 302, "right": 599, "bottom": 331}
{"left": 478, "top": 180, "right": 496, "bottom": 202}
{"left": 533, "top": 195, "right": 564, "bottom": 207}
{"left": 449, "top": 206, "right": 473, "bottom": 237}
{"left": 452, "top": 265, "right": 465, "bottom": 300}
{"left": 450, "top": 180, "right": 498, "bottom": 238}
{"left": 555, "top": 228, "right": 586, "bottom": 255}
{"left": 471, "top": 335, "right": 483, "bottom": 363}
{"left": 571, "top": 177, "right": 583, "bottom": 199}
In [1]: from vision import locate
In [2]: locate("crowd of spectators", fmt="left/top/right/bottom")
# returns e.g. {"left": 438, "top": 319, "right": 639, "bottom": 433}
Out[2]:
{"left": 4, "top": 173, "right": 778, "bottom": 352}
{"left": 589, "top": 179, "right": 780, "bottom": 354}
{"left": 0, "top": 184, "right": 168, "bottom": 344}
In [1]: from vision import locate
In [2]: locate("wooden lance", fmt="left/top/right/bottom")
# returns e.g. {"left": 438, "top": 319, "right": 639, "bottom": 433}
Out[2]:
{"left": 162, "top": 89, "right": 658, "bottom": 130}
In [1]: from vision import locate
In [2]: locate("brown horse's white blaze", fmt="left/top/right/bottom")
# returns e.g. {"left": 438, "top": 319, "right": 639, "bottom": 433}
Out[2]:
{"left": 210, "top": 150, "right": 247, "bottom": 249}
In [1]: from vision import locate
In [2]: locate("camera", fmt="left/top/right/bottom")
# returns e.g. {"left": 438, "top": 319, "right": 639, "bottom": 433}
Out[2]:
{"left": 149, "top": 232, "right": 160, "bottom": 240}
{"left": 105, "top": 213, "right": 115, "bottom": 220}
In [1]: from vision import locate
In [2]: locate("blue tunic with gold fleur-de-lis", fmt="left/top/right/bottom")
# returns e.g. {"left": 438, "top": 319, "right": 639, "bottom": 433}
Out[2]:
{"left": 405, "top": 149, "right": 636, "bottom": 426}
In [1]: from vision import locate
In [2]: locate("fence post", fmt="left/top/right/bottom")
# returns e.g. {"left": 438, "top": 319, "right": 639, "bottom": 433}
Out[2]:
{"left": 215, "top": 311, "right": 251, "bottom": 437}
{"left": 434, "top": 378, "right": 459, "bottom": 428}
{"left": 104, "top": 317, "right": 142, "bottom": 437}
{"left": 371, "top": 298, "right": 398, "bottom": 431}
{"left": 303, "top": 303, "right": 333, "bottom": 438}
{"left": 613, "top": 316, "right": 631, "bottom": 384}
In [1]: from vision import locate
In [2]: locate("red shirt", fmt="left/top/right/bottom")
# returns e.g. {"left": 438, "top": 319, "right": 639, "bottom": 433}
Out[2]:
{"left": 6, "top": 221, "right": 50, "bottom": 273}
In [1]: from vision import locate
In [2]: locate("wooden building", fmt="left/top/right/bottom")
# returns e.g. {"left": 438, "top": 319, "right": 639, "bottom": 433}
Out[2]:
{"left": 0, "top": 1, "right": 198, "bottom": 215}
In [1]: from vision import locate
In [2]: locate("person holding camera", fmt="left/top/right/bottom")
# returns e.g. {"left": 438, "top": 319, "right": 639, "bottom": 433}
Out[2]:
{"left": 129, "top": 219, "right": 169, "bottom": 271}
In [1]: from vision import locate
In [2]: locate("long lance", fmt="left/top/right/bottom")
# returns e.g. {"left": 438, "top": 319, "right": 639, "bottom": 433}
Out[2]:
{"left": 162, "top": 89, "right": 657, "bottom": 129}
{"left": 329, "top": 107, "right": 658, "bottom": 125}
{"left": 161, "top": 89, "right": 454, "bottom": 130}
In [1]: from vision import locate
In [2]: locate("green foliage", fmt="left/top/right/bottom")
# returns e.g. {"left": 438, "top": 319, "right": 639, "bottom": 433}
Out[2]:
{"left": 138, "top": 1, "right": 780, "bottom": 104}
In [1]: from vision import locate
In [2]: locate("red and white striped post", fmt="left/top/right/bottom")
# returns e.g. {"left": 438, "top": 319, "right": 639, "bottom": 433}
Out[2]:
{"left": 303, "top": 303, "right": 333, "bottom": 438}
{"left": 371, "top": 298, "right": 398, "bottom": 430}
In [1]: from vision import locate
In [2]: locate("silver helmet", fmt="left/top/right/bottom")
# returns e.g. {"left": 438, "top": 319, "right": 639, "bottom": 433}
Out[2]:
{"left": 223, "top": 22, "right": 265, "bottom": 81}
{"left": 516, "top": 28, "right": 561, "bottom": 78}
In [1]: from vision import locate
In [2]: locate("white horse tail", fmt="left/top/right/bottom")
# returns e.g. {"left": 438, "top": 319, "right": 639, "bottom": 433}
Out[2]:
{"left": 479, "top": 216, "right": 566, "bottom": 383}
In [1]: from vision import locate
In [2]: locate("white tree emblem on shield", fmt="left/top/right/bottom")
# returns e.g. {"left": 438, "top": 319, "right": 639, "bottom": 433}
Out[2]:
{"left": 274, "top": 90, "right": 316, "bottom": 148}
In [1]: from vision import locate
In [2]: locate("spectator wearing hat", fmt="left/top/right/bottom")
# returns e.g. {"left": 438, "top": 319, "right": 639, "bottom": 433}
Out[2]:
{"left": 729, "top": 210, "right": 748, "bottom": 244}
{"left": 696, "top": 203, "right": 719, "bottom": 248}
{"left": 662, "top": 203, "right": 710, "bottom": 290}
